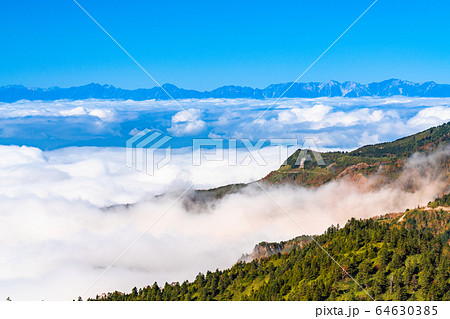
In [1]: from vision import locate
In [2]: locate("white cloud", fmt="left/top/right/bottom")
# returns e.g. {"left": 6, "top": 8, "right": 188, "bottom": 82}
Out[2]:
{"left": 58, "top": 107, "right": 116, "bottom": 121}
{"left": 278, "top": 104, "right": 332, "bottom": 123}
{"left": 88, "top": 108, "right": 115, "bottom": 120}
{"left": 168, "top": 108, "right": 206, "bottom": 136}
{"left": 59, "top": 106, "right": 87, "bottom": 116}
{"left": 0, "top": 145, "right": 288, "bottom": 207}
{"left": 407, "top": 106, "right": 450, "bottom": 129}
{"left": 171, "top": 108, "right": 202, "bottom": 123}
{"left": 358, "top": 131, "right": 380, "bottom": 146}
{"left": 319, "top": 108, "right": 385, "bottom": 128}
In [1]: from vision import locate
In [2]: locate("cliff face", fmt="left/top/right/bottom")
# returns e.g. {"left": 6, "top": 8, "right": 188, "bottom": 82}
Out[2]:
{"left": 239, "top": 236, "right": 312, "bottom": 262}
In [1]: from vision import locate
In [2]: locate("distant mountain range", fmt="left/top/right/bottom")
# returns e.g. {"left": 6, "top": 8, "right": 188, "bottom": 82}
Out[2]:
{"left": 2, "top": 79, "right": 450, "bottom": 102}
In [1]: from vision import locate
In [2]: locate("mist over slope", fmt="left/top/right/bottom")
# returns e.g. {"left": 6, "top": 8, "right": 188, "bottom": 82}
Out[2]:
{"left": 95, "top": 192, "right": 450, "bottom": 301}
{"left": 0, "top": 142, "right": 447, "bottom": 300}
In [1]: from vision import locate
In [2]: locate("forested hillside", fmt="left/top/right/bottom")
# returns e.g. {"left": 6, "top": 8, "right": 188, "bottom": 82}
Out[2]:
{"left": 93, "top": 194, "right": 450, "bottom": 301}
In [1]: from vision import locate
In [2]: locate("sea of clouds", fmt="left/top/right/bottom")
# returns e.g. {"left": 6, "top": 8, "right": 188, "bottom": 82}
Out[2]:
{"left": 1, "top": 97, "right": 449, "bottom": 149}
{"left": 0, "top": 97, "right": 449, "bottom": 300}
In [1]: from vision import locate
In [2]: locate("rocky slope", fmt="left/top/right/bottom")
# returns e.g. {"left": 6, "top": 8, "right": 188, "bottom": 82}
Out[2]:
{"left": 239, "top": 235, "right": 311, "bottom": 263}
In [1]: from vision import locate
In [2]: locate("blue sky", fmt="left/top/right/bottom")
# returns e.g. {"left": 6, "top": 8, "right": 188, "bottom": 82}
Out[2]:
{"left": 1, "top": 0, "right": 449, "bottom": 90}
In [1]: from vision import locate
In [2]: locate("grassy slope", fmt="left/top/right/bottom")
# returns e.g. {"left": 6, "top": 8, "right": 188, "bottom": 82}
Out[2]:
{"left": 264, "top": 122, "right": 449, "bottom": 186}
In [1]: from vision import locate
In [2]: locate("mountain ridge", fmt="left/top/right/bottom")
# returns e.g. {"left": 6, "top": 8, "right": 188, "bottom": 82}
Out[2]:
{"left": 195, "top": 122, "right": 450, "bottom": 200}
{"left": 2, "top": 79, "right": 450, "bottom": 102}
